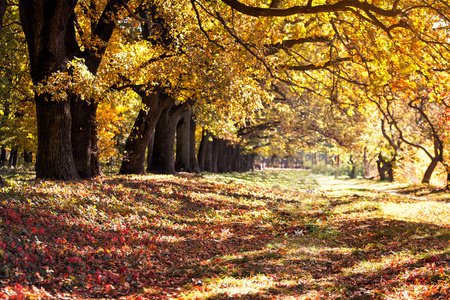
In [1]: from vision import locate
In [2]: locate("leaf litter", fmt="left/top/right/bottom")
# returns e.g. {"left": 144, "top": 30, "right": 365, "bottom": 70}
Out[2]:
{"left": 0, "top": 170, "right": 449, "bottom": 299}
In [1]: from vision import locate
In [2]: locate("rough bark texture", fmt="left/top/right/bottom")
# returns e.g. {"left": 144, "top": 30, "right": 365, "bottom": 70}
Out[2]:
{"left": 175, "top": 110, "right": 191, "bottom": 172}
{"left": 189, "top": 116, "right": 200, "bottom": 173}
{"left": 35, "top": 96, "right": 80, "bottom": 180}
{"left": 19, "top": 0, "right": 80, "bottom": 179}
{"left": 120, "top": 88, "right": 170, "bottom": 174}
{"left": 149, "top": 101, "right": 190, "bottom": 174}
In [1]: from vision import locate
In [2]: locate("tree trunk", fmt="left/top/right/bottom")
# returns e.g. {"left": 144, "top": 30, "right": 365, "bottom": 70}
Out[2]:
{"left": 120, "top": 87, "right": 170, "bottom": 174}
{"left": 198, "top": 130, "right": 210, "bottom": 172}
{"left": 211, "top": 138, "right": 220, "bottom": 173}
{"left": 377, "top": 153, "right": 395, "bottom": 182}
{"left": 90, "top": 120, "right": 103, "bottom": 177}
{"left": 204, "top": 134, "right": 213, "bottom": 172}
{"left": 149, "top": 100, "right": 190, "bottom": 174}
{"left": 422, "top": 157, "right": 440, "bottom": 184}
{"left": 71, "top": 1, "right": 126, "bottom": 178}
{"left": 232, "top": 144, "right": 241, "bottom": 172}
{"left": 250, "top": 153, "right": 257, "bottom": 171}
{"left": 0, "top": 147, "right": 6, "bottom": 166}
{"left": 71, "top": 98, "right": 93, "bottom": 178}
{"left": 175, "top": 109, "right": 191, "bottom": 172}
{"left": 446, "top": 171, "right": 450, "bottom": 190}
{"left": 217, "top": 139, "right": 228, "bottom": 173}
{"left": 363, "top": 147, "right": 370, "bottom": 178}
{"left": 8, "top": 147, "right": 17, "bottom": 168}
{"left": 349, "top": 155, "right": 356, "bottom": 179}
{"left": 19, "top": 0, "right": 80, "bottom": 180}
{"left": 0, "top": 0, "right": 6, "bottom": 31}
{"left": 71, "top": 99, "right": 103, "bottom": 178}
{"left": 146, "top": 132, "right": 155, "bottom": 173}
{"left": 36, "top": 96, "right": 80, "bottom": 179}
{"left": 189, "top": 116, "right": 200, "bottom": 173}
{"left": 23, "top": 150, "right": 32, "bottom": 164}
{"left": 226, "top": 144, "right": 234, "bottom": 172}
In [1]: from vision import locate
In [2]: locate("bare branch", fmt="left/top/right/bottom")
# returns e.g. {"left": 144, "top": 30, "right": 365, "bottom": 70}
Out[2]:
{"left": 279, "top": 57, "right": 352, "bottom": 71}
{"left": 220, "top": 0, "right": 401, "bottom": 17}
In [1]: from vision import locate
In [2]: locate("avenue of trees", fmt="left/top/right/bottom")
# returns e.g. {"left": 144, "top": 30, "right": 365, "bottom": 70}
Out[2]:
{"left": 1, "top": 0, "right": 450, "bottom": 187}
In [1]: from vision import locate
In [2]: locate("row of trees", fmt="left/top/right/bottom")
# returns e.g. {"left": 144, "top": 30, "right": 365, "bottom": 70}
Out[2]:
{"left": 1, "top": 0, "right": 450, "bottom": 186}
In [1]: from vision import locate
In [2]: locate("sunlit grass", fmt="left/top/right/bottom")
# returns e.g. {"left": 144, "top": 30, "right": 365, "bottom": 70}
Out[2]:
{"left": 1, "top": 170, "right": 450, "bottom": 299}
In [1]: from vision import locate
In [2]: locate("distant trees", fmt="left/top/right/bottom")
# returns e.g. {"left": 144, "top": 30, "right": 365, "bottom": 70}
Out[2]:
{"left": 0, "top": 0, "right": 448, "bottom": 187}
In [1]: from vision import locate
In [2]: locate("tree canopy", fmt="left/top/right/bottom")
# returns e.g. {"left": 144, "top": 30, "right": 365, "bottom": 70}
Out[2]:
{"left": 0, "top": 0, "right": 448, "bottom": 185}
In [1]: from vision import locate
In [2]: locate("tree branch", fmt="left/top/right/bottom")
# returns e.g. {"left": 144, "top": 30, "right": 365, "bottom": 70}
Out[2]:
{"left": 279, "top": 57, "right": 352, "bottom": 71}
{"left": 220, "top": 0, "right": 401, "bottom": 17}
{"left": 264, "top": 36, "right": 331, "bottom": 55}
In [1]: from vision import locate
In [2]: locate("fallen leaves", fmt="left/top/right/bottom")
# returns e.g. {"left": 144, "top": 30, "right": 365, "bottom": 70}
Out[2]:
{"left": 0, "top": 171, "right": 449, "bottom": 299}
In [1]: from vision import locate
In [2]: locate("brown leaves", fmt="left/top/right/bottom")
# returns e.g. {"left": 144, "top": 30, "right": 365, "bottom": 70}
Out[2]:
{"left": 1, "top": 172, "right": 450, "bottom": 299}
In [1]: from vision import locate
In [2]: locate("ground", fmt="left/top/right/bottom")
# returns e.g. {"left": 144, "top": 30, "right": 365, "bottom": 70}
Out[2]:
{"left": 0, "top": 170, "right": 449, "bottom": 299}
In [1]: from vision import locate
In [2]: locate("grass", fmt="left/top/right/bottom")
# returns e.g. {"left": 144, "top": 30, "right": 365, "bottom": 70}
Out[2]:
{"left": 0, "top": 169, "right": 450, "bottom": 299}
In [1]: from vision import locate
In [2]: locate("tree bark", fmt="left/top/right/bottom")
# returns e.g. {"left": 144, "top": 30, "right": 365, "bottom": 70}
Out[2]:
{"left": 149, "top": 100, "right": 190, "bottom": 174}
{"left": 377, "top": 153, "right": 394, "bottom": 182}
{"left": 198, "top": 130, "right": 210, "bottom": 172}
{"left": 120, "top": 87, "right": 170, "bottom": 174}
{"left": 217, "top": 139, "right": 228, "bottom": 173}
{"left": 422, "top": 157, "right": 440, "bottom": 184}
{"left": 175, "top": 109, "right": 191, "bottom": 172}
{"left": 226, "top": 144, "right": 234, "bottom": 172}
{"left": 0, "top": 0, "right": 6, "bottom": 31}
{"left": 211, "top": 138, "right": 220, "bottom": 173}
{"left": 189, "top": 116, "right": 200, "bottom": 173}
{"left": 363, "top": 147, "right": 370, "bottom": 178}
{"left": 8, "top": 147, "right": 17, "bottom": 168}
{"left": 232, "top": 144, "right": 241, "bottom": 172}
{"left": 19, "top": 0, "right": 80, "bottom": 180}
{"left": 349, "top": 155, "right": 356, "bottom": 179}
{"left": 204, "top": 134, "right": 213, "bottom": 172}
{"left": 146, "top": 132, "right": 155, "bottom": 173}
{"left": 0, "top": 147, "right": 6, "bottom": 166}
{"left": 71, "top": 99, "right": 94, "bottom": 178}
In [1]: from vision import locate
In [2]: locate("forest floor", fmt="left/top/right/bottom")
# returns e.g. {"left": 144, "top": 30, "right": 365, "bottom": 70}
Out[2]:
{"left": 1, "top": 170, "right": 450, "bottom": 299}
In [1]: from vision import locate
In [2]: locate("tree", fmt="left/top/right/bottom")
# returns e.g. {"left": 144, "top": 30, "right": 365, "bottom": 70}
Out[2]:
{"left": 19, "top": 0, "right": 129, "bottom": 179}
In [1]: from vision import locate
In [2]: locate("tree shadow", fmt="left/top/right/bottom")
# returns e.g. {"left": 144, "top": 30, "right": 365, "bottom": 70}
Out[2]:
{"left": 1, "top": 176, "right": 450, "bottom": 299}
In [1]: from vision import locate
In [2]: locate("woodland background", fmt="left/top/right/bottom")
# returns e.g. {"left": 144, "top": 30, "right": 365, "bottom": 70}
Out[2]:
{"left": 0, "top": 0, "right": 450, "bottom": 185}
{"left": 1, "top": 1, "right": 450, "bottom": 299}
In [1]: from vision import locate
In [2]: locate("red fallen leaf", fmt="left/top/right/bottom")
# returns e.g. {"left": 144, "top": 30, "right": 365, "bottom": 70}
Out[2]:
{"left": 30, "top": 227, "right": 38, "bottom": 234}
{"left": 132, "top": 273, "right": 139, "bottom": 281}
{"left": 119, "top": 267, "right": 126, "bottom": 274}
{"left": 14, "top": 283, "right": 23, "bottom": 293}
{"left": 96, "top": 274, "right": 102, "bottom": 284}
